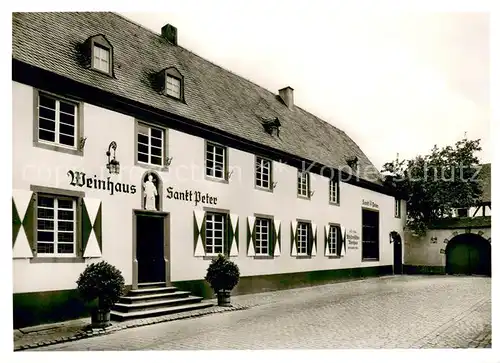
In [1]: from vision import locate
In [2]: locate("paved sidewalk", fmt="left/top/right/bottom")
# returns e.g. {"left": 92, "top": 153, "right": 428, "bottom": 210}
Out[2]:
{"left": 14, "top": 303, "right": 249, "bottom": 351}
{"left": 14, "top": 275, "right": 385, "bottom": 351}
{"left": 21, "top": 275, "right": 492, "bottom": 351}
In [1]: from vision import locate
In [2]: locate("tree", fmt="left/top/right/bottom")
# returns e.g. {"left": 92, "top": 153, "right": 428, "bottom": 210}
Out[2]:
{"left": 381, "top": 138, "right": 483, "bottom": 236}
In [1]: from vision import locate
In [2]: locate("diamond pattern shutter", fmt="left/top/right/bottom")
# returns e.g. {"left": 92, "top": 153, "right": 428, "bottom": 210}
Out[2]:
{"left": 229, "top": 214, "right": 239, "bottom": 257}
{"left": 247, "top": 216, "right": 256, "bottom": 256}
{"left": 194, "top": 210, "right": 206, "bottom": 257}
{"left": 82, "top": 197, "right": 102, "bottom": 258}
{"left": 340, "top": 226, "right": 346, "bottom": 256}
{"left": 324, "top": 225, "right": 329, "bottom": 256}
{"left": 290, "top": 221, "right": 298, "bottom": 256}
{"left": 12, "top": 190, "right": 35, "bottom": 258}
{"left": 311, "top": 223, "right": 317, "bottom": 256}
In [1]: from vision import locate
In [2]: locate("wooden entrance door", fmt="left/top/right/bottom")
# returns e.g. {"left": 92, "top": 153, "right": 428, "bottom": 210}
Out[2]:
{"left": 393, "top": 233, "right": 403, "bottom": 274}
{"left": 136, "top": 213, "right": 166, "bottom": 283}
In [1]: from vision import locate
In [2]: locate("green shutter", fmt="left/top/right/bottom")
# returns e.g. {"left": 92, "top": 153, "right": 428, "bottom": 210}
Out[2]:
{"left": 81, "top": 199, "right": 91, "bottom": 255}
{"left": 229, "top": 214, "right": 239, "bottom": 257}
{"left": 12, "top": 190, "right": 36, "bottom": 258}
{"left": 291, "top": 221, "right": 298, "bottom": 256}
{"left": 324, "top": 225, "right": 328, "bottom": 256}
{"left": 307, "top": 224, "right": 313, "bottom": 256}
{"left": 269, "top": 220, "right": 275, "bottom": 256}
{"left": 247, "top": 216, "right": 256, "bottom": 256}
{"left": 12, "top": 199, "right": 21, "bottom": 248}
{"left": 336, "top": 227, "right": 342, "bottom": 256}
{"left": 311, "top": 223, "right": 317, "bottom": 256}
{"left": 194, "top": 210, "right": 206, "bottom": 256}
{"left": 273, "top": 220, "right": 281, "bottom": 257}
{"left": 81, "top": 198, "right": 102, "bottom": 257}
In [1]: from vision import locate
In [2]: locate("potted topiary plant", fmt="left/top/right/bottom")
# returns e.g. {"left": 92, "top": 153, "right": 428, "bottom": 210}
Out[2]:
{"left": 205, "top": 254, "right": 240, "bottom": 306}
{"left": 76, "top": 260, "right": 125, "bottom": 328}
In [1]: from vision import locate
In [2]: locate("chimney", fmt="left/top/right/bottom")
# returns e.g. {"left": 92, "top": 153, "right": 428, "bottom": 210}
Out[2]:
{"left": 279, "top": 86, "right": 294, "bottom": 110}
{"left": 161, "top": 24, "right": 178, "bottom": 45}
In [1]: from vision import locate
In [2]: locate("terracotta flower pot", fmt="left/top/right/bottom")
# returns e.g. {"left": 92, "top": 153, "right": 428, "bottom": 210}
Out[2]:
{"left": 91, "top": 308, "right": 112, "bottom": 328}
{"left": 217, "top": 290, "right": 231, "bottom": 307}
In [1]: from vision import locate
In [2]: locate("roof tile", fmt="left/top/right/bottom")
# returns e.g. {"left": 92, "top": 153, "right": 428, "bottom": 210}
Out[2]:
{"left": 12, "top": 12, "right": 382, "bottom": 184}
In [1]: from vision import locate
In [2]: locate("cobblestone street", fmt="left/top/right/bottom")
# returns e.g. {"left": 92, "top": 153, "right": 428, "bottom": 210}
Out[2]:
{"left": 34, "top": 275, "right": 491, "bottom": 350}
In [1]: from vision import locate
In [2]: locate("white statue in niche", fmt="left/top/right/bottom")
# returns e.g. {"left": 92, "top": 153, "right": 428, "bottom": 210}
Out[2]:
{"left": 143, "top": 174, "right": 158, "bottom": 211}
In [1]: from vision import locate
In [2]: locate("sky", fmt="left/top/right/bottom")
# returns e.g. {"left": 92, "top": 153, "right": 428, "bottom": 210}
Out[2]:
{"left": 120, "top": 8, "right": 490, "bottom": 170}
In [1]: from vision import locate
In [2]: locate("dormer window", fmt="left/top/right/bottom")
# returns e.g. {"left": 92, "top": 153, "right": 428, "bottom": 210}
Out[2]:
{"left": 166, "top": 75, "right": 181, "bottom": 98}
{"left": 93, "top": 44, "right": 110, "bottom": 73}
{"left": 82, "top": 34, "right": 114, "bottom": 77}
{"left": 156, "top": 67, "right": 184, "bottom": 101}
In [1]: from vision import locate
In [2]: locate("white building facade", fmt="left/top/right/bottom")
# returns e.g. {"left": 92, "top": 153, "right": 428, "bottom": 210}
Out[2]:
{"left": 12, "top": 12, "right": 406, "bottom": 327}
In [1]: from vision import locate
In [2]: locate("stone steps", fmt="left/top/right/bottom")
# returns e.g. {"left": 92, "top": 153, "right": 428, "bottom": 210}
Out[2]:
{"left": 110, "top": 282, "right": 212, "bottom": 322}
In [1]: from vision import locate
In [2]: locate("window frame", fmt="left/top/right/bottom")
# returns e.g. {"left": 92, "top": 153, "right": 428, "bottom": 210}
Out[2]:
{"left": 395, "top": 199, "right": 401, "bottom": 218}
{"left": 165, "top": 75, "right": 182, "bottom": 99}
{"left": 204, "top": 211, "right": 228, "bottom": 257}
{"left": 135, "top": 120, "right": 169, "bottom": 171}
{"left": 161, "top": 67, "right": 185, "bottom": 102}
{"left": 296, "top": 221, "right": 310, "bottom": 256}
{"left": 255, "top": 155, "right": 273, "bottom": 191}
{"left": 33, "top": 89, "right": 84, "bottom": 156}
{"left": 297, "top": 171, "right": 310, "bottom": 199}
{"left": 327, "top": 223, "right": 341, "bottom": 256}
{"left": 88, "top": 35, "right": 114, "bottom": 77}
{"left": 254, "top": 217, "right": 272, "bottom": 256}
{"left": 329, "top": 178, "right": 339, "bottom": 205}
{"left": 205, "top": 141, "right": 228, "bottom": 183}
{"left": 28, "top": 185, "right": 85, "bottom": 263}
{"left": 36, "top": 194, "right": 78, "bottom": 258}
{"left": 92, "top": 44, "right": 111, "bottom": 74}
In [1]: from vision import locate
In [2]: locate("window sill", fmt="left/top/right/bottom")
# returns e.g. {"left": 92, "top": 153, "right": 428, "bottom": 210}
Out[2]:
{"left": 297, "top": 194, "right": 311, "bottom": 201}
{"left": 253, "top": 255, "right": 274, "bottom": 260}
{"left": 326, "top": 255, "right": 341, "bottom": 259}
{"left": 254, "top": 186, "right": 273, "bottom": 193}
{"left": 205, "top": 176, "right": 229, "bottom": 184}
{"left": 295, "top": 255, "right": 312, "bottom": 259}
{"left": 329, "top": 201, "right": 340, "bottom": 206}
{"left": 30, "top": 257, "right": 85, "bottom": 264}
{"left": 34, "top": 141, "right": 83, "bottom": 157}
{"left": 135, "top": 161, "right": 169, "bottom": 173}
{"left": 202, "top": 255, "right": 225, "bottom": 260}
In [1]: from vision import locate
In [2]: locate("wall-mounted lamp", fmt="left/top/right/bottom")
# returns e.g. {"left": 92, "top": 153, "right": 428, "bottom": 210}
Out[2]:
{"left": 79, "top": 137, "right": 87, "bottom": 151}
{"left": 165, "top": 156, "right": 173, "bottom": 167}
{"left": 106, "top": 141, "right": 120, "bottom": 174}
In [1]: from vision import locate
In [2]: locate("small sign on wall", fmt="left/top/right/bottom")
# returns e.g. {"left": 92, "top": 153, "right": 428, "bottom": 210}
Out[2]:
{"left": 346, "top": 229, "right": 360, "bottom": 250}
{"left": 362, "top": 199, "right": 379, "bottom": 209}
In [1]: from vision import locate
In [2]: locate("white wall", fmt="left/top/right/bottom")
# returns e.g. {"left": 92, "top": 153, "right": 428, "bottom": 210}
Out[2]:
{"left": 13, "top": 81, "right": 406, "bottom": 293}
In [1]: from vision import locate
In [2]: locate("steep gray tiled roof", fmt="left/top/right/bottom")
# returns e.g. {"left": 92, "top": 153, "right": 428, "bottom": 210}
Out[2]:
{"left": 12, "top": 12, "right": 382, "bottom": 184}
